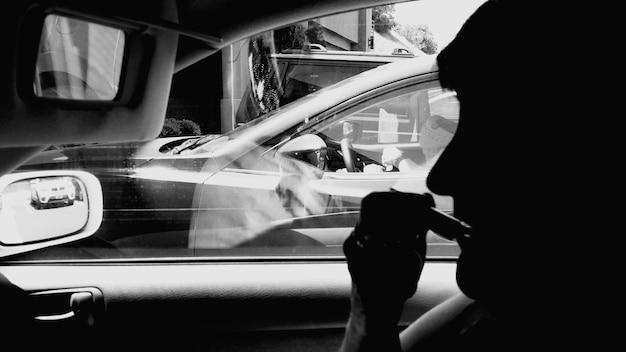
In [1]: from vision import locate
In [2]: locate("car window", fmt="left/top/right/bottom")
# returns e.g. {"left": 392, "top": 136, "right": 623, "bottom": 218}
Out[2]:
{"left": 311, "top": 82, "right": 458, "bottom": 167}
{"left": 4, "top": 0, "right": 486, "bottom": 263}
{"left": 280, "top": 63, "right": 367, "bottom": 105}
{"left": 212, "top": 80, "right": 459, "bottom": 258}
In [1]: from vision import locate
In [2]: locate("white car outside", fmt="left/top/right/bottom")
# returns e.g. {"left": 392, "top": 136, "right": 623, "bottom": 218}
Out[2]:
{"left": 30, "top": 178, "right": 75, "bottom": 209}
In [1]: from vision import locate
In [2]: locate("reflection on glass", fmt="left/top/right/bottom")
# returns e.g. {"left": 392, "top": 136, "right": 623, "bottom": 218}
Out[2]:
{"left": 34, "top": 14, "right": 125, "bottom": 100}
{"left": 30, "top": 177, "right": 76, "bottom": 209}
{"left": 0, "top": 176, "right": 89, "bottom": 245}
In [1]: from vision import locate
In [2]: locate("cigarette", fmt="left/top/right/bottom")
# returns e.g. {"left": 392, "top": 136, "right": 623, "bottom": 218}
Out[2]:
{"left": 427, "top": 207, "right": 472, "bottom": 241}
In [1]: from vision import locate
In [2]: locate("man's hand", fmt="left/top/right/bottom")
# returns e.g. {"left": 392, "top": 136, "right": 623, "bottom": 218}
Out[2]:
{"left": 341, "top": 191, "right": 433, "bottom": 351}
{"left": 381, "top": 147, "right": 404, "bottom": 171}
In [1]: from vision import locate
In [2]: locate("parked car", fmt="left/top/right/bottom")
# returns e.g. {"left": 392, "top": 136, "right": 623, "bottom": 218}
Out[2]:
{"left": 18, "top": 54, "right": 460, "bottom": 258}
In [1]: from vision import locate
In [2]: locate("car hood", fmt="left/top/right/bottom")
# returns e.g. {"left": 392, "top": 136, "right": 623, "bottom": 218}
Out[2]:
{"left": 19, "top": 136, "right": 197, "bottom": 171}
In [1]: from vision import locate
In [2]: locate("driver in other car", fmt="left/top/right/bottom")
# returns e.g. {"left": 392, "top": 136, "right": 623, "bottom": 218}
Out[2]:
{"left": 380, "top": 114, "right": 456, "bottom": 172}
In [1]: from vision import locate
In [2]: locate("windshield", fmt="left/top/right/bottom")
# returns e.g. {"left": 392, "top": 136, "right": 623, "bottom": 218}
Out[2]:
{"left": 3, "top": 0, "right": 486, "bottom": 263}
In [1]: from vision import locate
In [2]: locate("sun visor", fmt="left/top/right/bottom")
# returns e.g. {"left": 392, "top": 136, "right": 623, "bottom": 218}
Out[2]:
{"left": 0, "top": 3, "right": 179, "bottom": 147}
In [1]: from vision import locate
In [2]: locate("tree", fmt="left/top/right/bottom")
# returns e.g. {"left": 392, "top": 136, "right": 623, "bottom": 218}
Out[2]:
{"left": 274, "top": 24, "right": 307, "bottom": 52}
{"left": 398, "top": 24, "right": 438, "bottom": 54}
{"left": 178, "top": 119, "right": 202, "bottom": 135}
{"left": 305, "top": 21, "right": 326, "bottom": 46}
{"left": 372, "top": 5, "right": 398, "bottom": 33}
{"left": 160, "top": 118, "right": 181, "bottom": 137}
{"left": 273, "top": 22, "right": 326, "bottom": 52}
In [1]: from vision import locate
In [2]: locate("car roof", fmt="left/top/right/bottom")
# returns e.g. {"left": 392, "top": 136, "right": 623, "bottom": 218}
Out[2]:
{"left": 301, "top": 54, "right": 439, "bottom": 103}
{"left": 274, "top": 51, "right": 416, "bottom": 64}
{"left": 54, "top": 0, "right": 409, "bottom": 70}
{"left": 215, "top": 54, "right": 440, "bottom": 153}
{"left": 275, "top": 45, "right": 419, "bottom": 63}
{"left": 276, "top": 54, "right": 440, "bottom": 119}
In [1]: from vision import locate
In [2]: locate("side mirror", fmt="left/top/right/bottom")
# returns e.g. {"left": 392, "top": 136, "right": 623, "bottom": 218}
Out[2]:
{"left": 276, "top": 134, "right": 327, "bottom": 170}
{"left": 0, "top": 170, "right": 103, "bottom": 258}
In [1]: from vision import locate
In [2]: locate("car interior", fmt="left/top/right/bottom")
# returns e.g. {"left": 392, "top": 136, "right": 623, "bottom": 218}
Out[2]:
{"left": 0, "top": 0, "right": 483, "bottom": 350}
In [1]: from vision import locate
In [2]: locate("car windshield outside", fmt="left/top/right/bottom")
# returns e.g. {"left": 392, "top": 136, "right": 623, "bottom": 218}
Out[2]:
{"left": 4, "top": 0, "right": 487, "bottom": 262}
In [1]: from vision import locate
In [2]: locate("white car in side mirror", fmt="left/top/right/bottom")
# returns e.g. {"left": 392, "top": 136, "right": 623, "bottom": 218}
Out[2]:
{"left": 0, "top": 170, "right": 103, "bottom": 258}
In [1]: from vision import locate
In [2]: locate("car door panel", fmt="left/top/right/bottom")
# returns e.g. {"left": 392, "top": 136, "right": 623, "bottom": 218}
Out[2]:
{"left": 1, "top": 261, "right": 459, "bottom": 350}
{"left": 312, "top": 172, "right": 451, "bottom": 208}
{"left": 189, "top": 166, "right": 458, "bottom": 258}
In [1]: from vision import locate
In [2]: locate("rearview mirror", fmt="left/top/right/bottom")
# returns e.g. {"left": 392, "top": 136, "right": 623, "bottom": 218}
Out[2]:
{"left": 0, "top": 171, "right": 103, "bottom": 258}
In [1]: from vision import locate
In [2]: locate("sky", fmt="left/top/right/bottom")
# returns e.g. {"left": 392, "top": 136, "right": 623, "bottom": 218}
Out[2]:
{"left": 393, "top": 0, "right": 487, "bottom": 51}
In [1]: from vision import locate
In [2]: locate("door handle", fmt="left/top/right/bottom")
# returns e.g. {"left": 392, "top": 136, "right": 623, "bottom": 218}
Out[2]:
{"left": 29, "top": 287, "right": 103, "bottom": 326}
{"left": 34, "top": 291, "right": 93, "bottom": 322}
{"left": 34, "top": 310, "right": 76, "bottom": 322}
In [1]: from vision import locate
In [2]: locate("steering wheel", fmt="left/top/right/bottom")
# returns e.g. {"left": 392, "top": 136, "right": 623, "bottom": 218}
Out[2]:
{"left": 340, "top": 138, "right": 357, "bottom": 172}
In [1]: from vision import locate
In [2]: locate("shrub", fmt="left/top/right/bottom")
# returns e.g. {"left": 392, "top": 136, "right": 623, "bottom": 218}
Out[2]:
{"left": 160, "top": 118, "right": 202, "bottom": 137}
